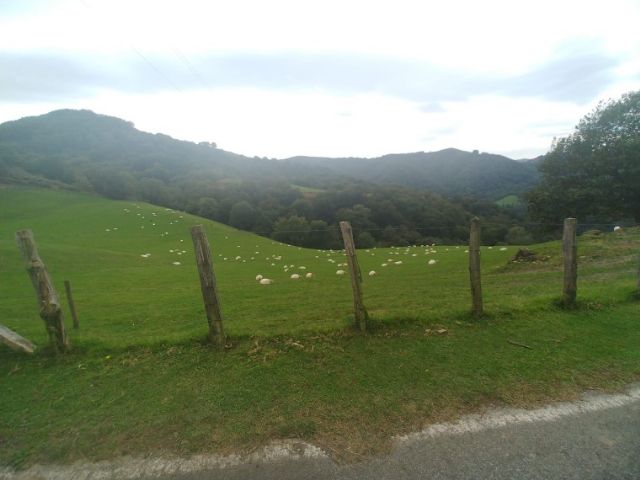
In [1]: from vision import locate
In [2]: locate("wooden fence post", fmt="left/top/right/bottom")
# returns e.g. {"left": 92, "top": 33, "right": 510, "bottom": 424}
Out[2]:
{"left": 562, "top": 217, "right": 578, "bottom": 307}
{"left": 469, "top": 217, "right": 483, "bottom": 317}
{"left": 0, "top": 324, "right": 36, "bottom": 354}
{"left": 15, "top": 229, "right": 69, "bottom": 354}
{"left": 636, "top": 257, "right": 640, "bottom": 296}
{"left": 64, "top": 280, "right": 80, "bottom": 329}
{"left": 339, "top": 221, "right": 369, "bottom": 331}
{"left": 190, "top": 225, "right": 225, "bottom": 347}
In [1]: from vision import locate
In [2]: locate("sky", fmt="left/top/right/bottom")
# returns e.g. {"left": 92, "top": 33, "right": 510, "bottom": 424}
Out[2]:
{"left": 1, "top": 0, "right": 639, "bottom": 159}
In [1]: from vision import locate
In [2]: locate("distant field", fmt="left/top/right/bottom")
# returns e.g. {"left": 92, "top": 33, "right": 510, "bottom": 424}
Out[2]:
{"left": 290, "top": 184, "right": 326, "bottom": 195}
{"left": 1, "top": 187, "right": 639, "bottom": 468}
{"left": 495, "top": 194, "right": 521, "bottom": 207}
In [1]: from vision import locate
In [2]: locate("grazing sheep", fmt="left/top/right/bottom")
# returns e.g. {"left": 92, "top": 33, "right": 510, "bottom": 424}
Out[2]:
{"left": 394, "top": 261, "right": 403, "bottom": 265}
{"left": 381, "top": 263, "right": 388, "bottom": 267}
{"left": 290, "top": 274, "right": 301, "bottom": 279}
{"left": 499, "top": 247, "right": 507, "bottom": 251}
{"left": 614, "top": 225, "right": 622, "bottom": 232}
{"left": 368, "top": 270, "right": 376, "bottom": 276}
{"left": 336, "top": 269, "right": 345, "bottom": 275}
{"left": 428, "top": 259, "right": 437, "bottom": 265}
{"left": 305, "top": 272, "right": 314, "bottom": 279}
{"left": 259, "top": 278, "right": 274, "bottom": 285}
{"left": 172, "top": 261, "right": 181, "bottom": 266}
{"left": 256, "top": 274, "right": 264, "bottom": 281}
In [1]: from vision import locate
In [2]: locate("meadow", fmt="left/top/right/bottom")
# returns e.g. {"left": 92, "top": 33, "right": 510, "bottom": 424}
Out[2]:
{"left": 1, "top": 186, "right": 639, "bottom": 468}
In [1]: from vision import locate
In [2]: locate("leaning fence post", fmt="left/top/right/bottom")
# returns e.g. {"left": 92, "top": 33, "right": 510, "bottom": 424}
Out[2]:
{"left": 562, "top": 217, "right": 578, "bottom": 307}
{"left": 469, "top": 217, "right": 483, "bottom": 317}
{"left": 64, "top": 280, "right": 80, "bottom": 329}
{"left": 15, "top": 229, "right": 69, "bottom": 354}
{"left": 339, "top": 221, "right": 369, "bottom": 331}
{"left": 190, "top": 225, "right": 225, "bottom": 347}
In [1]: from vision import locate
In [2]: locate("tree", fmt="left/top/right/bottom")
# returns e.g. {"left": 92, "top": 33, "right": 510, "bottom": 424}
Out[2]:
{"left": 356, "top": 231, "right": 376, "bottom": 248}
{"left": 271, "top": 215, "right": 311, "bottom": 246}
{"left": 528, "top": 90, "right": 640, "bottom": 223}
{"left": 229, "top": 201, "right": 257, "bottom": 230}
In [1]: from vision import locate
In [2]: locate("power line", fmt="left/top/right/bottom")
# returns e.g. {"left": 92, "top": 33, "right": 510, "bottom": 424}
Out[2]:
{"left": 78, "top": 0, "right": 183, "bottom": 93}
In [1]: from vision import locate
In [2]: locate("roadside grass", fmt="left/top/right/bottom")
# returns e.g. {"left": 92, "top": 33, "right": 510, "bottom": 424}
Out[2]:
{"left": 1, "top": 187, "right": 639, "bottom": 468}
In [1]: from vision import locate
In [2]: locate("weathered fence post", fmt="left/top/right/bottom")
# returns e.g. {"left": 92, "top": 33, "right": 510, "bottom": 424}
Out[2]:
{"left": 636, "top": 257, "right": 640, "bottom": 297}
{"left": 339, "top": 221, "right": 369, "bottom": 331}
{"left": 469, "top": 217, "right": 483, "bottom": 317}
{"left": 15, "top": 229, "right": 69, "bottom": 353}
{"left": 64, "top": 280, "right": 80, "bottom": 329}
{"left": 190, "top": 225, "right": 225, "bottom": 347}
{"left": 562, "top": 217, "right": 578, "bottom": 307}
{"left": 0, "top": 324, "right": 36, "bottom": 354}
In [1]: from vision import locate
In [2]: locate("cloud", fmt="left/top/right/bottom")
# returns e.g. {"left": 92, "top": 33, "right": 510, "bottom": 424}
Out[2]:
{"left": 0, "top": 45, "right": 623, "bottom": 106}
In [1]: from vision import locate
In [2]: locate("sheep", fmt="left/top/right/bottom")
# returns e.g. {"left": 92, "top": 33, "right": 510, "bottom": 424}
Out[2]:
{"left": 614, "top": 225, "right": 622, "bottom": 232}
{"left": 499, "top": 247, "right": 507, "bottom": 251}
{"left": 305, "top": 272, "right": 314, "bottom": 279}
{"left": 394, "top": 261, "right": 403, "bottom": 265}
{"left": 172, "top": 261, "right": 181, "bottom": 266}
{"left": 290, "top": 274, "right": 301, "bottom": 280}
{"left": 259, "top": 278, "right": 274, "bottom": 285}
{"left": 368, "top": 270, "right": 376, "bottom": 276}
{"left": 336, "top": 269, "right": 345, "bottom": 275}
{"left": 256, "top": 274, "right": 264, "bottom": 281}
{"left": 381, "top": 263, "right": 388, "bottom": 267}
{"left": 428, "top": 259, "right": 437, "bottom": 265}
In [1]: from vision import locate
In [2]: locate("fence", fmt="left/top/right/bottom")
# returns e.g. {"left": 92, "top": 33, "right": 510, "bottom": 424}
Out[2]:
{"left": 8, "top": 217, "right": 633, "bottom": 355}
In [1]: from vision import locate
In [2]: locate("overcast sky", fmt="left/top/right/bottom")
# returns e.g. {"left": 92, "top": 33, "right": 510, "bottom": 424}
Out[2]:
{"left": 1, "top": 0, "right": 639, "bottom": 159}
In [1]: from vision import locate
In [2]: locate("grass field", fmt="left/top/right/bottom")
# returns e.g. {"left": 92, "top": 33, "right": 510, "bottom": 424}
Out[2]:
{"left": 1, "top": 186, "right": 639, "bottom": 468}
{"left": 495, "top": 194, "right": 522, "bottom": 207}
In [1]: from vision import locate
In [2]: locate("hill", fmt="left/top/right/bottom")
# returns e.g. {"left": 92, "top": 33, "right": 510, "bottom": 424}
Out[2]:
{"left": 0, "top": 110, "right": 528, "bottom": 247}
{"left": 284, "top": 148, "right": 540, "bottom": 200}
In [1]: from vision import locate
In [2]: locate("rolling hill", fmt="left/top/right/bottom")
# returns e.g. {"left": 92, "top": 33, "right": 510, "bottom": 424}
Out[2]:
{"left": 0, "top": 109, "right": 539, "bottom": 201}
{"left": 284, "top": 148, "right": 540, "bottom": 200}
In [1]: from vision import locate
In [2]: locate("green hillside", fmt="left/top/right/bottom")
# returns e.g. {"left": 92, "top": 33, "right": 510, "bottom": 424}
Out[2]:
{"left": 2, "top": 187, "right": 639, "bottom": 468}
{"left": 0, "top": 110, "right": 533, "bottom": 248}
{"left": 1, "top": 187, "right": 535, "bottom": 348}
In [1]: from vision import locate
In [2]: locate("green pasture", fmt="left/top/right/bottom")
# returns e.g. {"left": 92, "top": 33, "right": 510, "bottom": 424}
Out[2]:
{"left": 1, "top": 187, "right": 639, "bottom": 468}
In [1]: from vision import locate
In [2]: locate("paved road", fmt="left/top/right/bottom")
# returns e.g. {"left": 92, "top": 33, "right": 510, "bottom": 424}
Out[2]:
{"left": 4, "top": 385, "right": 639, "bottom": 480}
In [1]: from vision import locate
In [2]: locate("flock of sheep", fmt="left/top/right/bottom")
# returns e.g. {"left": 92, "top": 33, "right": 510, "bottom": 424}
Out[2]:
{"left": 111, "top": 203, "right": 516, "bottom": 288}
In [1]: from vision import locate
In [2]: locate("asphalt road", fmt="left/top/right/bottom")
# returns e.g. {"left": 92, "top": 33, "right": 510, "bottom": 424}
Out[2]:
{"left": 4, "top": 385, "right": 639, "bottom": 480}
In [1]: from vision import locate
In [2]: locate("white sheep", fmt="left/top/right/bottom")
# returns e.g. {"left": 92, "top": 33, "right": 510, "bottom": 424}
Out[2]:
{"left": 259, "top": 278, "right": 274, "bottom": 285}
{"left": 290, "top": 274, "right": 301, "bottom": 280}
{"left": 256, "top": 274, "right": 264, "bottom": 281}
{"left": 394, "top": 261, "right": 403, "bottom": 265}
{"left": 368, "top": 270, "right": 376, "bottom": 276}
{"left": 336, "top": 269, "right": 345, "bottom": 275}
{"left": 428, "top": 259, "right": 437, "bottom": 265}
{"left": 305, "top": 272, "right": 314, "bottom": 279}
{"left": 614, "top": 225, "right": 622, "bottom": 232}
